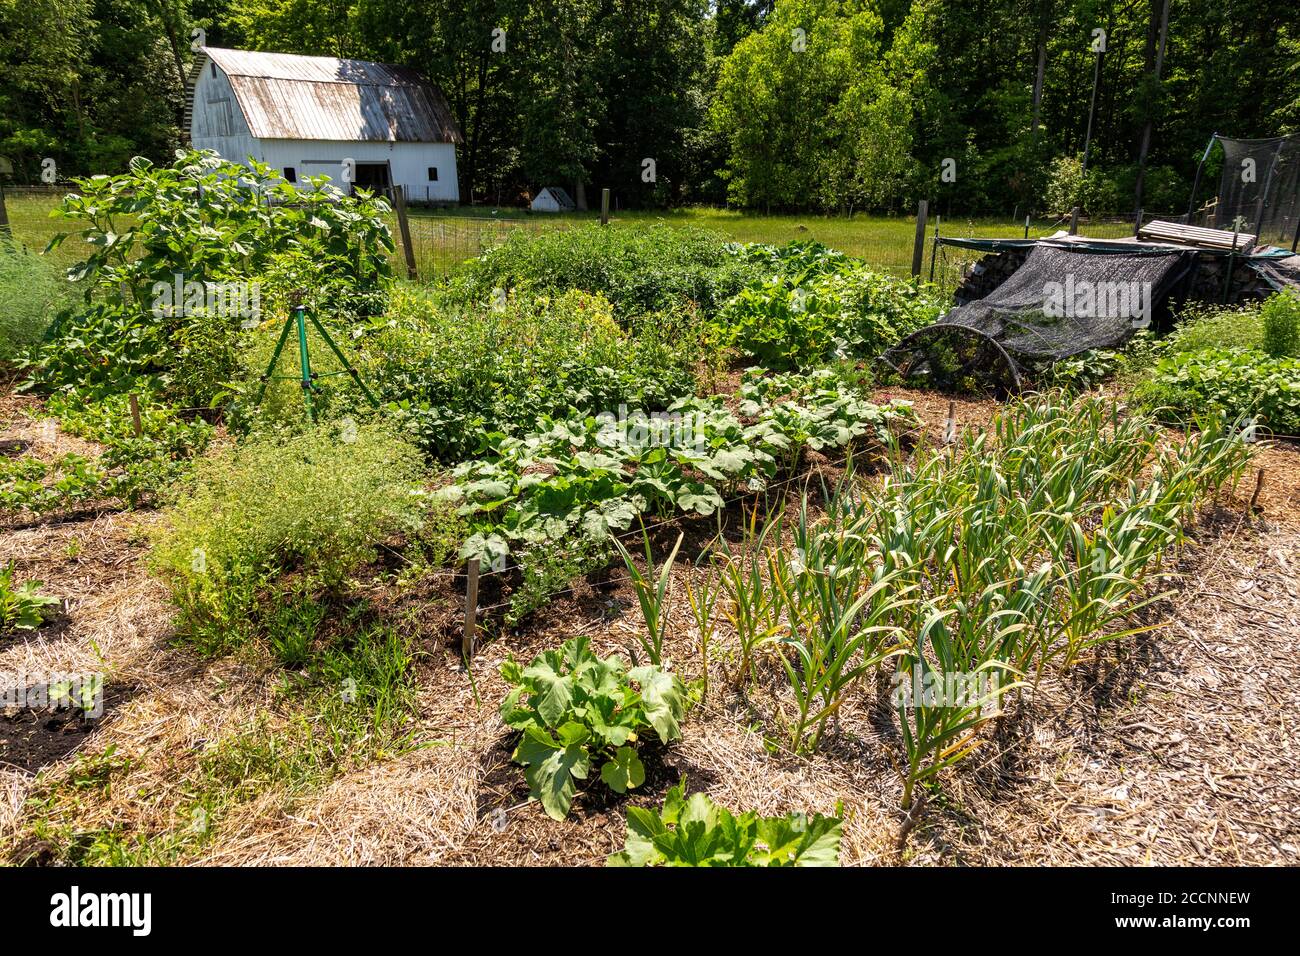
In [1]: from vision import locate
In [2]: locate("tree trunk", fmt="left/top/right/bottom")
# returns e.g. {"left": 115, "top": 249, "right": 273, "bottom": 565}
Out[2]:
{"left": 1133, "top": 0, "right": 1172, "bottom": 213}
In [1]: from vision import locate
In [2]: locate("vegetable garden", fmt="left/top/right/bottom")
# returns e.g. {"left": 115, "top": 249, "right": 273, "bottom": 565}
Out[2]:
{"left": 2, "top": 152, "right": 1298, "bottom": 867}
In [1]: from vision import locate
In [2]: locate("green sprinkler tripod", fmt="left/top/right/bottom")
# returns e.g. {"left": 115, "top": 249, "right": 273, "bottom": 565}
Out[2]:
{"left": 252, "top": 300, "right": 378, "bottom": 421}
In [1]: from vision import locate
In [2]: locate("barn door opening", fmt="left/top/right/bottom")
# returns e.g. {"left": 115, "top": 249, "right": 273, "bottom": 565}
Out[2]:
{"left": 351, "top": 161, "right": 391, "bottom": 195}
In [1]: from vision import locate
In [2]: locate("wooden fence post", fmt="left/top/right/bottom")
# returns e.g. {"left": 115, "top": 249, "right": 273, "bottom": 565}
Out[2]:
{"left": 393, "top": 185, "right": 419, "bottom": 281}
{"left": 0, "top": 185, "right": 9, "bottom": 238}
{"left": 1069, "top": 206, "right": 1080, "bottom": 235}
{"left": 462, "top": 558, "right": 481, "bottom": 660}
{"left": 600, "top": 188, "right": 610, "bottom": 226}
{"left": 911, "top": 199, "right": 929, "bottom": 278}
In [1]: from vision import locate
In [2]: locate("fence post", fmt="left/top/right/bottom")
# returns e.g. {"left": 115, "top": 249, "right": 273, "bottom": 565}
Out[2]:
{"left": 911, "top": 199, "right": 929, "bottom": 278}
{"left": 1069, "top": 206, "right": 1080, "bottom": 235}
{"left": 600, "top": 188, "right": 610, "bottom": 226}
{"left": 1024, "top": 214, "right": 1030, "bottom": 239}
{"left": 1134, "top": 208, "right": 1144, "bottom": 238}
{"left": 1222, "top": 225, "right": 1240, "bottom": 303}
{"left": 393, "top": 185, "right": 419, "bottom": 281}
{"left": 0, "top": 184, "right": 9, "bottom": 238}
{"left": 1291, "top": 215, "right": 1299, "bottom": 253}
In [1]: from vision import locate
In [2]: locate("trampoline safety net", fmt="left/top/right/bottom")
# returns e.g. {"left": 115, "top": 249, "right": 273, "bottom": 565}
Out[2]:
{"left": 882, "top": 244, "right": 1193, "bottom": 389}
{"left": 1213, "top": 135, "right": 1300, "bottom": 246}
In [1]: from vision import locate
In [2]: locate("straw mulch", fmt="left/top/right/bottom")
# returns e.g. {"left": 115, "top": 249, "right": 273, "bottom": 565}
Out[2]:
{"left": 2, "top": 386, "right": 1296, "bottom": 866}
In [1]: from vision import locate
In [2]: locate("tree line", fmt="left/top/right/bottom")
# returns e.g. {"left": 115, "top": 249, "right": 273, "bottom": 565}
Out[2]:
{"left": 1, "top": 0, "right": 1296, "bottom": 215}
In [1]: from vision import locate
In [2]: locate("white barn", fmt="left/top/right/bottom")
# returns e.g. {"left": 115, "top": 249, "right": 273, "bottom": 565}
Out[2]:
{"left": 188, "top": 47, "right": 462, "bottom": 203}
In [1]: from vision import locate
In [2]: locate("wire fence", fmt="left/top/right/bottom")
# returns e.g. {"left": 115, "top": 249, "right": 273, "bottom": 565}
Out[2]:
{"left": 5, "top": 180, "right": 1196, "bottom": 295}
{"left": 391, "top": 212, "right": 574, "bottom": 279}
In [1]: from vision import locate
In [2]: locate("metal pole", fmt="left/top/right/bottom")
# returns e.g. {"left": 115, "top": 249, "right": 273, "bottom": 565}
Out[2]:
{"left": 296, "top": 304, "right": 315, "bottom": 422}
{"left": 1252, "top": 139, "right": 1285, "bottom": 242}
{"left": 1082, "top": 50, "right": 1103, "bottom": 176}
{"left": 929, "top": 214, "right": 940, "bottom": 283}
{"left": 1186, "top": 133, "right": 1218, "bottom": 222}
{"left": 1222, "top": 227, "right": 1239, "bottom": 303}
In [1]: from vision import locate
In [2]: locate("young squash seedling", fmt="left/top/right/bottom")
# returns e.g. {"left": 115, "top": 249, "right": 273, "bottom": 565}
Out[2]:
{"left": 608, "top": 778, "right": 842, "bottom": 867}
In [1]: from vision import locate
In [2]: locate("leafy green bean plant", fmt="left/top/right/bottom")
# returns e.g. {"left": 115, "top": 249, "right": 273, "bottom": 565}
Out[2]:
{"left": 608, "top": 779, "right": 842, "bottom": 867}
{"left": 500, "top": 636, "right": 688, "bottom": 820}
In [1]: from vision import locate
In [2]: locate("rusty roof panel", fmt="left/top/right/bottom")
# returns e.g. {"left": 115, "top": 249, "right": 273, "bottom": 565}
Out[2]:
{"left": 201, "top": 47, "right": 462, "bottom": 144}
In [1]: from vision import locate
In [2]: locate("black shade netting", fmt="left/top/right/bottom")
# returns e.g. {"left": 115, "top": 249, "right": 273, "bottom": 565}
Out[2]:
{"left": 1213, "top": 135, "right": 1300, "bottom": 246}
{"left": 884, "top": 244, "right": 1193, "bottom": 387}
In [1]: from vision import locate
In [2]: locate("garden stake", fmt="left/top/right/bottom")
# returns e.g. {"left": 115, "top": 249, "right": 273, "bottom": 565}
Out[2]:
{"left": 462, "top": 558, "right": 481, "bottom": 660}
{"left": 1249, "top": 467, "right": 1265, "bottom": 514}
{"left": 128, "top": 393, "right": 143, "bottom": 437}
{"left": 252, "top": 301, "right": 379, "bottom": 421}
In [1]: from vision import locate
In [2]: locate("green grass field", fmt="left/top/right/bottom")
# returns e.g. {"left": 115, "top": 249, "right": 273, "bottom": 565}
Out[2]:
{"left": 6, "top": 190, "right": 1132, "bottom": 286}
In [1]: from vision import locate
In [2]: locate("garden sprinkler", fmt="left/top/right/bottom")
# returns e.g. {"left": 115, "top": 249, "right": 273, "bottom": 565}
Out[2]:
{"left": 251, "top": 295, "right": 378, "bottom": 422}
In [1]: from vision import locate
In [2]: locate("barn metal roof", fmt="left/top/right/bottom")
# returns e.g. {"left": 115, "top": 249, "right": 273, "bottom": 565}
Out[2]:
{"left": 200, "top": 47, "right": 462, "bottom": 144}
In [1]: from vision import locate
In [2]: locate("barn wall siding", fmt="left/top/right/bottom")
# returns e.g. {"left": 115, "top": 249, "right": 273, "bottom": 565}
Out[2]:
{"left": 191, "top": 63, "right": 261, "bottom": 165}
{"left": 257, "top": 140, "right": 460, "bottom": 202}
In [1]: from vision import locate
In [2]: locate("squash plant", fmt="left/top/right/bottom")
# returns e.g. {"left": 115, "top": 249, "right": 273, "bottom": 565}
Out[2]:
{"left": 608, "top": 780, "right": 842, "bottom": 867}
{"left": 500, "top": 636, "right": 688, "bottom": 820}
{"left": 0, "top": 563, "right": 60, "bottom": 632}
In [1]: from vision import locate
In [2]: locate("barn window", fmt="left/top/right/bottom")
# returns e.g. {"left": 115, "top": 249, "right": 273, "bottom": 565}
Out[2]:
{"left": 427, "top": 167, "right": 438, "bottom": 182}
{"left": 283, "top": 167, "right": 297, "bottom": 183}
{"left": 210, "top": 62, "right": 216, "bottom": 79}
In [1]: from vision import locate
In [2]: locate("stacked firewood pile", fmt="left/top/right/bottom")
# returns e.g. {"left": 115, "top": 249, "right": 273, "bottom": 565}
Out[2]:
{"left": 951, "top": 250, "right": 1029, "bottom": 306}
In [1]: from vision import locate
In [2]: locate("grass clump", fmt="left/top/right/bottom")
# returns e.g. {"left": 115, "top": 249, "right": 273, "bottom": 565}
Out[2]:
{"left": 15, "top": 622, "right": 420, "bottom": 866}
{"left": 150, "top": 422, "right": 426, "bottom": 653}
{"left": 0, "top": 241, "right": 77, "bottom": 363}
